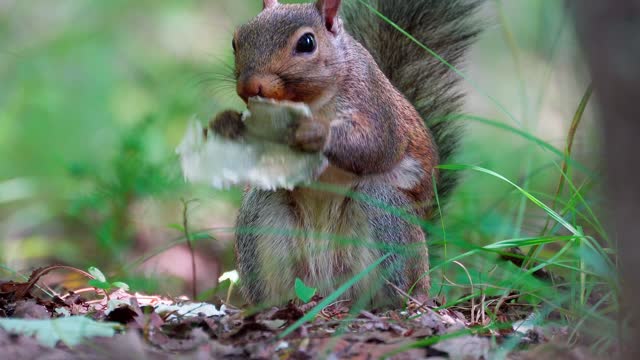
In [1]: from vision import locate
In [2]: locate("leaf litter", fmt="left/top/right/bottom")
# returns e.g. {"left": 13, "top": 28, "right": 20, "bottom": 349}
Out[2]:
{"left": 0, "top": 265, "right": 595, "bottom": 359}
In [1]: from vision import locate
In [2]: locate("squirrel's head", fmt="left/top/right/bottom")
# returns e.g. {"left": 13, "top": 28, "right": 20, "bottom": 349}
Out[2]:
{"left": 232, "top": 0, "right": 344, "bottom": 105}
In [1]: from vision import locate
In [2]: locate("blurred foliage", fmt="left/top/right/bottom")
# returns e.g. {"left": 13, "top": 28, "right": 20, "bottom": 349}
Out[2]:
{"left": 0, "top": 0, "right": 612, "bottom": 348}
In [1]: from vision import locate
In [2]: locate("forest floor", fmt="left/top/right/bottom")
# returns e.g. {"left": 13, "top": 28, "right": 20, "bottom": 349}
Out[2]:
{"left": 0, "top": 266, "right": 595, "bottom": 359}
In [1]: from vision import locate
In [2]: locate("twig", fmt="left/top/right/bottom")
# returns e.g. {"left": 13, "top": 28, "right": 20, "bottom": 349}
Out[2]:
{"left": 181, "top": 198, "right": 198, "bottom": 299}
{"left": 452, "top": 261, "right": 475, "bottom": 324}
{"left": 480, "top": 293, "right": 486, "bottom": 325}
{"left": 307, "top": 318, "right": 370, "bottom": 328}
{"left": 493, "top": 294, "right": 523, "bottom": 318}
{"left": 484, "top": 294, "right": 521, "bottom": 308}
{"left": 60, "top": 287, "right": 104, "bottom": 299}
{"left": 385, "top": 280, "right": 443, "bottom": 320}
{"left": 319, "top": 299, "right": 351, "bottom": 320}
{"left": 299, "top": 300, "right": 319, "bottom": 313}
{"left": 16, "top": 265, "right": 106, "bottom": 300}
{"left": 360, "top": 310, "right": 409, "bottom": 336}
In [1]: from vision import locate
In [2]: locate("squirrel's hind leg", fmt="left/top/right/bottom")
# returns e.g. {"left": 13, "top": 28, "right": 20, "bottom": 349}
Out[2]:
{"left": 356, "top": 182, "right": 431, "bottom": 307}
{"left": 235, "top": 189, "right": 298, "bottom": 305}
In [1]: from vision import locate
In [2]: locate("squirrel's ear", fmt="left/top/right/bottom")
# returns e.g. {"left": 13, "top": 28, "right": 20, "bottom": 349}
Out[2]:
{"left": 263, "top": 0, "right": 278, "bottom": 9}
{"left": 316, "top": 0, "right": 341, "bottom": 33}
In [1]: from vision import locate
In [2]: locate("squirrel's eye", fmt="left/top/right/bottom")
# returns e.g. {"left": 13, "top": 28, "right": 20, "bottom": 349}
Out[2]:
{"left": 295, "top": 33, "right": 316, "bottom": 53}
{"left": 232, "top": 39, "right": 236, "bottom": 52}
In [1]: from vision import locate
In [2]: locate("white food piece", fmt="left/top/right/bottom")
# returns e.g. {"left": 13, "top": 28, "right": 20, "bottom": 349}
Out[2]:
{"left": 176, "top": 97, "right": 327, "bottom": 190}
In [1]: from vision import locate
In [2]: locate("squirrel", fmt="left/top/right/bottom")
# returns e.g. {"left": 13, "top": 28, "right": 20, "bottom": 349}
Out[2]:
{"left": 210, "top": 0, "right": 482, "bottom": 307}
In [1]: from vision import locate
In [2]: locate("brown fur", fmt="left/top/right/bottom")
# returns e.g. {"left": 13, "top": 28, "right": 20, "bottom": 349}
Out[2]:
{"left": 212, "top": 0, "right": 480, "bottom": 306}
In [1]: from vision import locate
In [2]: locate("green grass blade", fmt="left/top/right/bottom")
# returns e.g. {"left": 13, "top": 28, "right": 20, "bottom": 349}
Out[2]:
{"left": 541, "top": 84, "right": 594, "bottom": 234}
{"left": 435, "top": 114, "right": 593, "bottom": 176}
{"left": 438, "top": 164, "right": 580, "bottom": 235}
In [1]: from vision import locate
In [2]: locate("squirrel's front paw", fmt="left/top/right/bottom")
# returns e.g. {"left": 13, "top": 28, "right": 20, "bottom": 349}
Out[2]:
{"left": 288, "top": 117, "right": 328, "bottom": 153}
{"left": 209, "top": 110, "right": 246, "bottom": 140}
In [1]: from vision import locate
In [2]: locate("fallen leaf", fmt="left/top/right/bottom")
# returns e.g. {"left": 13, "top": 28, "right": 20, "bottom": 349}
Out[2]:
{"left": 271, "top": 302, "right": 304, "bottom": 323}
{"left": 432, "top": 335, "right": 491, "bottom": 360}
{"left": 259, "top": 319, "right": 286, "bottom": 331}
{"left": 0, "top": 316, "right": 119, "bottom": 347}
{"left": 155, "top": 302, "right": 226, "bottom": 321}
{"left": 13, "top": 300, "right": 49, "bottom": 319}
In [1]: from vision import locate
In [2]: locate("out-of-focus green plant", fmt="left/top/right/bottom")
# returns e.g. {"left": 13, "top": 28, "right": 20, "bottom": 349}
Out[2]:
{"left": 68, "top": 116, "right": 182, "bottom": 262}
{"left": 87, "top": 266, "right": 130, "bottom": 291}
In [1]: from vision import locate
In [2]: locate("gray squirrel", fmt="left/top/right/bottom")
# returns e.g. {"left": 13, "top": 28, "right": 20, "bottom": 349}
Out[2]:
{"left": 210, "top": 0, "right": 482, "bottom": 306}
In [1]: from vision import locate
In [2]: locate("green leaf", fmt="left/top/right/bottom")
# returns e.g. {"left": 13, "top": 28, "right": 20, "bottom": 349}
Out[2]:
{"left": 0, "top": 317, "right": 119, "bottom": 347}
{"left": 88, "top": 279, "right": 111, "bottom": 290}
{"left": 111, "top": 282, "right": 129, "bottom": 291}
{"left": 88, "top": 266, "right": 106, "bottom": 282}
{"left": 294, "top": 278, "right": 316, "bottom": 303}
{"left": 167, "top": 223, "right": 185, "bottom": 232}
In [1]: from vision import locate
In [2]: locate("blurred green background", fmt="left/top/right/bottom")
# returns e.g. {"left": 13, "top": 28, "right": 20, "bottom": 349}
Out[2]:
{"left": 1, "top": 0, "right": 601, "bottom": 310}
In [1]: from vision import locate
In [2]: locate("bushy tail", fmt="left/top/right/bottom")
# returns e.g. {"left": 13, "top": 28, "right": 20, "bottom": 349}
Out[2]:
{"left": 343, "top": 0, "right": 483, "bottom": 203}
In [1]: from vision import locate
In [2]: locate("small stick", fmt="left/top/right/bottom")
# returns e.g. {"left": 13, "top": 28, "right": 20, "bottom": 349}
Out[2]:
{"left": 480, "top": 293, "right": 487, "bottom": 325}
{"left": 385, "top": 280, "right": 443, "bottom": 320}
{"left": 181, "top": 199, "right": 198, "bottom": 299}
{"left": 360, "top": 310, "right": 409, "bottom": 336}
{"left": 226, "top": 282, "right": 234, "bottom": 304}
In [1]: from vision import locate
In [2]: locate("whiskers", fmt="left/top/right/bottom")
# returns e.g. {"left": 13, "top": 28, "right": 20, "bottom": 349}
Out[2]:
{"left": 190, "top": 54, "right": 238, "bottom": 100}
{"left": 190, "top": 74, "right": 236, "bottom": 102}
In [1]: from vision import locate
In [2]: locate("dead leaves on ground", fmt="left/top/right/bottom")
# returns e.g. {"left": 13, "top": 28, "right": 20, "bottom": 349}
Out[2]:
{"left": 0, "top": 266, "right": 575, "bottom": 359}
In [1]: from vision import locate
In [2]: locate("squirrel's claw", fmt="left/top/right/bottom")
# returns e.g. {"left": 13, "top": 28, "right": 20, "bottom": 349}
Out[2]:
{"left": 209, "top": 110, "right": 246, "bottom": 140}
{"left": 288, "top": 117, "right": 328, "bottom": 153}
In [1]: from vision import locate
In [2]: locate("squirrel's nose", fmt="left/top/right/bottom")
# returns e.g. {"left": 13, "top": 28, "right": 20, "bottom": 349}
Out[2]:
{"left": 237, "top": 77, "right": 263, "bottom": 102}
{"left": 237, "top": 74, "right": 283, "bottom": 102}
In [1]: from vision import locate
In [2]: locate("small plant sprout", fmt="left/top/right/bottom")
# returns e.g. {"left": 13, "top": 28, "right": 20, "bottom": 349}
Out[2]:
{"left": 87, "top": 266, "right": 129, "bottom": 292}
{"left": 219, "top": 270, "right": 239, "bottom": 304}
{"left": 294, "top": 277, "right": 317, "bottom": 303}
